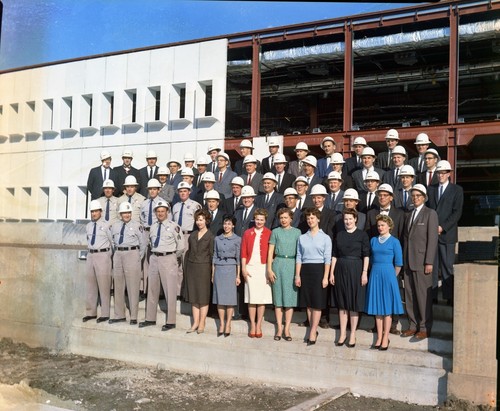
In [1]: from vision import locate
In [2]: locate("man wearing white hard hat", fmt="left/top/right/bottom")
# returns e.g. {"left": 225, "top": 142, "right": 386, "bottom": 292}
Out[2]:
{"left": 352, "top": 147, "right": 384, "bottom": 193}
{"left": 255, "top": 173, "right": 284, "bottom": 229}
{"left": 194, "top": 156, "right": 210, "bottom": 187}
{"left": 401, "top": 184, "right": 439, "bottom": 340}
{"left": 234, "top": 139, "right": 262, "bottom": 176}
{"left": 316, "top": 136, "right": 337, "bottom": 179}
{"left": 204, "top": 190, "right": 224, "bottom": 236}
{"left": 302, "top": 155, "right": 321, "bottom": 193}
{"left": 274, "top": 153, "right": 295, "bottom": 194}
{"left": 288, "top": 142, "right": 309, "bottom": 178}
{"left": 98, "top": 179, "right": 120, "bottom": 226}
{"left": 82, "top": 200, "right": 113, "bottom": 323}
{"left": 171, "top": 168, "right": 199, "bottom": 205}
{"left": 382, "top": 145, "right": 408, "bottom": 190}
{"left": 195, "top": 172, "right": 226, "bottom": 206}
{"left": 139, "top": 150, "right": 159, "bottom": 197}
{"left": 376, "top": 129, "right": 400, "bottom": 171}
{"left": 325, "top": 152, "right": 353, "bottom": 191}
{"left": 417, "top": 148, "right": 440, "bottom": 187}
{"left": 293, "top": 176, "right": 313, "bottom": 210}
{"left": 110, "top": 201, "right": 146, "bottom": 325}
{"left": 325, "top": 171, "right": 344, "bottom": 213}
{"left": 409, "top": 133, "right": 431, "bottom": 174}
{"left": 214, "top": 152, "right": 237, "bottom": 198}
{"left": 240, "top": 155, "right": 264, "bottom": 194}
{"left": 156, "top": 167, "right": 175, "bottom": 204}
{"left": 117, "top": 175, "right": 146, "bottom": 223}
{"left": 207, "top": 144, "right": 222, "bottom": 173}
{"left": 393, "top": 165, "right": 416, "bottom": 213}
{"left": 282, "top": 187, "right": 302, "bottom": 228}
{"left": 183, "top": 152, "right": 199, "bottom": 177}
{"left": 345, "top": 137, "right": 367, "bottom": 176}
{"left": 234, "top": 186, "right": 257, "bottom": 237}
{"left": 262, "top": 137, "right": 290, "bottom": 174}
{"left": 87, "top": 150, "right": 116, "bottom": 200}
{"left": 114, "top": 148, "right": 141, "bottom": 196}
{"left": 359, "top": 171, "right": 381, "bottom": 214}
{"left": 224, "top": 176, "right": 245, "bottom": 215}
{"left": 427, "top": 160, "right": 463, "bottom": 306}
{"left": 166, "top": 158, "right": 183, "bottom": 188}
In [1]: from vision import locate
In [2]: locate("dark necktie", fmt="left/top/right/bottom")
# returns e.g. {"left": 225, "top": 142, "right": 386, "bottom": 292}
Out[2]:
{"left": 298, "top": 198, "right": 302, "bottom": 210}
{"left": 118, "top": 222, "right": 126, "bottom": 244}
{"left": 103, "top": 168, "right": 107, "bottom": 181}
{"left": 331, "top": 193, "right": 336, "bottom": 205}
{"left": 247, "top": 174, "right": 252, "bottom": 185}
{"left": 394, "top": 168, "right": 399, "bottom": 184}
{"left": 277, "top": 174, "right": 281, "bottom": 191}
{"left": 219, "top": 172, "right": 223, "bottom": 182}
{"left": 387, "top": 150, "right": 392, "bottom": 168}
{"left": 409, "top": 210, "right": 416, "bottom": 228}
{"left": 90, "top": 222, "right": 96, "bottom": 246}
{"left": 178, "top": 202, "right": 184, "bottom": 227}
{"left": 153, "top": 223, "right": 161, "bottom": 248}
{"left": 105, "top": 199, "right": 110, "bottom": 221}
{"left": 403, "top": 190, "right": 408, "bottom": 208}
{"left": 128, "top": 196, "right": 132, "bottom": 203}
{"left": 149, "top": 167, "right": 153, "bottom": 179}
{"left": 148, "top": 199, "right": 153, "bottom": 226}
{"left": 243, "top": 208, "right": 248, "bottom": 221}
{"left": 418, "top": 157, "right": 423, "bottom": 173}
{"left": 439, "top": 185, "right": 444, "bottom": 201}
{"left": 265, "top": 194, "right": 270, "bottom": 206}
{"left": 234, "top": 197, "right": 239, "bottom": 210}
{"left": 368, "top": 192, "right": 372, "bottom": 208}
{"left": 428, "top": 171, "right": 433, "bottom": 186}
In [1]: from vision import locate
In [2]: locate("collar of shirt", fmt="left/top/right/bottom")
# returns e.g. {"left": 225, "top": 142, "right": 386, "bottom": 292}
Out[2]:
{"left": 440, "top": 181, "right": 449, "bottom": 191}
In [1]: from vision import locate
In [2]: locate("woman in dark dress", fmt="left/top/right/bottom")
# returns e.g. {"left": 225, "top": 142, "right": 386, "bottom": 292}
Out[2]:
{"left": 330, "top": 208, "right": 370, "bottom": 348}
{"left": 183, "top": 209, "right": 214, "bottom": 334}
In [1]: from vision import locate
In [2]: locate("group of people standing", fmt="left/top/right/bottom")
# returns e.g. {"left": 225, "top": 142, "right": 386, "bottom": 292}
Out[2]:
{"left": 84, "top": 129, "right": 463, "bottom": 351}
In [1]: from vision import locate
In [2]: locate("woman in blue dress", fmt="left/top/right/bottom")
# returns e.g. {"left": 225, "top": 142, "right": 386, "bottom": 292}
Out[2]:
{"left": 365, "top": 215, "right": 404, "bottom": 351}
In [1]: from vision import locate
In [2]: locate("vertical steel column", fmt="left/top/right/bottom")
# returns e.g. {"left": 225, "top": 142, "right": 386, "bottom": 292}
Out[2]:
{"left": 343, "top": 20, "right": 354, "bottom": 133}
{"left": 250, "top": 36, "right": 261, "bottom": 137}
{"left": 309, "top": 97, "right": 318, "bottom": 130}
{"left": 448, "top": 5, "right": 459, "bottom": 181}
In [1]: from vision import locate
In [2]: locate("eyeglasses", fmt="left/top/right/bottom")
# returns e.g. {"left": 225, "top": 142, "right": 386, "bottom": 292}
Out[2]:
{"left": 424, "top": 157, "right": 436, "bottom": 160}
{"left": 411, "top": 194, "right": 424, "bottom": 198}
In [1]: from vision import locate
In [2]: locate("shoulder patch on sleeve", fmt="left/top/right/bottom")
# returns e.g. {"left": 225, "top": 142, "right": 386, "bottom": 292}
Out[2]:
{"left": 175, "top": 226, "right": 180, "bottom": 233}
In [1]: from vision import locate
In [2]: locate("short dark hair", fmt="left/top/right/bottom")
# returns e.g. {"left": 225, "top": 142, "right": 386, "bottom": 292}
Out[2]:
{"left": 342, "top": 207, "right": 358, "bottom": 222}
{"left": 302, "top": 207, "right": 321, "bottom": 220}
{"left": 276, "top": 207, "right": 293, "bottom": 219}
{"left": 195, "top": 209, "right": 212, "bottom": 225}
{"left": 222, "top": 214, "right": 237, "bottom": 226}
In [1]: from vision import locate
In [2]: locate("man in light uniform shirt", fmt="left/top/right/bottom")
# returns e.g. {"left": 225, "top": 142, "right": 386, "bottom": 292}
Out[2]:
{"left": 98, "top": 179, "right": 119, "bottom": 226}
{"left": 117, "top": 175, "right": 146, "bottom": 223}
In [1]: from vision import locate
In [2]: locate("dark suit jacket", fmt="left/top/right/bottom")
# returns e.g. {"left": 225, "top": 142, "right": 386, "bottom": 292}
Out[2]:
{"left": 87, "top": 166, "right": 116, "bottom": 200}
{"left": 234, "top": 205, "right": 256, "bottom": 237}
{"left": 139, "top": 165, "right": 159, "bottom": 197}
{"left": 255, "top": 192, "right": 285, "bottom": 229}
{"left": 375, "top": 150, "right": 392, "bottom": 171}
{"left": 275, "top": 173, "right": 295, "bottom": 194}
{"left": 345, "top": 156, "right": 362, "bottom": 176}
{"left": 261, "top": 154, "right": 291, "bottom": 174}
{"left": 427, "top": 183, "right": 463, "bottom": 244}
{"left": 351, "top": 167, "right": 385, "bottom": 193}
{"left": 214, "top": 170, "right": 238, "bottom": 198}
{"left": 304, "top": 175, "right": 322, "bottom": 194}
{"left": 224, "top": 196, "right": 243, "bottom": 216}
{"left": 297, "top": 194, "right": 313, "bottom": 211}
{"left": 206, "top": 208, "right": 224, "bottom": 236}
{"left": 299, "top": 206, "right": 335, "bottom": 236}
{"left": 325, "top": 190, "right": 344, "bottom": 212}
{"left": 417, "top": 169, "right": 438, "bottom": 187}
{"left": 393, "top": 187, "right": 415, "bottom": 214}
{"left": 358, "top": 192, "right": 380, "bottom": 214}
{"left": 409, "top": 156, "right": 426, "bottom": 174}
{"left": 365, "top": 206, "right": 405, "bottom": 242}
{"left": 403, "top": 205, "right": 439, "bottom": 271}
{"left": 234, "top": 158, "right": 262, "bottom": 176}
{"left": 166, "top": 172, "right": 183, "bottom": 189}
{"left": 240, "top": 172, "right": 264, "bottom": 194}
{"left": 113, "top": 165, "right": 141, "bottom": 196}
{"left": 195, "top": 190, "right": 226, "bottom": 208}
{"left": 382, "top": 168, "right": 403, "bottom": 191}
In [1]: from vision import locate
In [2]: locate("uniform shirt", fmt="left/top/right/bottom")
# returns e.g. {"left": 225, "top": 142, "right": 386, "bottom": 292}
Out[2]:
{"left": 86, "top": 218, "right": 112, "bottom": 250}
{"left": 170, "top": 198, "right": 202, "bottom": 232}
{"left": 111, "top": 220, "right": 146, "bottom": 259}
{"left": 117, "top": 192, "right": 146, "bottom": 223}
{"left": 150, "top": 219, "right": 184, "bottom": 257}
{"left": 296, "top": 229, "right": 332, "bottom": 264}
{"left": 97, "top": 195, "right": 119, "bottom": 226}
{"left": 140, "top": 196, "right": 164, "bottom": 228}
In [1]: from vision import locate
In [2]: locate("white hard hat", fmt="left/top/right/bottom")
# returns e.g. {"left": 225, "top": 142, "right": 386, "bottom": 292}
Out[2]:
{"left": 204, "top": 190, "right": 220, "bottom": 200}
{"left": 122, "top": 149, "right": 133, "bottom": 158}
{"left": 207, "top": 144, "right": 222, "bottom": 154}
{"left": 202, "top": 172, "right": 216, "bottom": 182}
{"left": 123, "top": 175, "right": 139, "bottom": 186}
{"left": 102, "top": 179, "right": 115, "bottom": 189}
{"left": 262, "top": 172, "right": 278, "bottom": 182}
{"left": 231, "top": 176, "right": 245, "bottom": 186}
{"left": 310, "top": 184, "right": 328, "bottom": 196}
{"left": 100, "top": 150, "right": 112, "bottom": 161}
{"left": 118, "top": 202, "right": 133, "bottom": 213}
{"left": 327, "top": 171, "right": 343, "bottom": 181}
{"left": 197, "top": 156, "right": 209, "bottom": 165}
{"left": 330, "top": 153, "right": 345, "bottom": 164}
{"left": 436, "top": 160, "right": 452, "bottom": 172}
{"left": 361, "top": 147, "right": 376, "bottom": 157}
{"left": 364, "top": 171, "right": 381, "bottom": 181}
{"left": 183, "top": 152, "right": 195, "bottom": 162}
{"left": 241, "top": 186, "right": 257, "bottom": 197}
{"left": 411, "top": 184, "right": 427, "bottom": 198}
{"left": 156, "top": 166, "right": 170, "bottom": 175}
{"left": 154, "top": 200, "right": 170, "bottom": 211}
{"left": 239, "top": 139, "right": 253, "bottom": 149}
{"left": 385, "top": 129, "right": 399, "bottom": 140}
{"left": 391, "top": 145, "right": 407, "bottom": 157}
{"left": 415, "top": 133, "right": 431, "bottom": 145}
{"left": 181, "top": 167, "right": 194, "bottom": 177}
{"left": 424, "top": 148, "right": 440, "bottom": 159}
{"left": 217, "top": 152, "right": 230, "bottom": 161}
{"left": 268, "top": 138, "right": 280, "bottom": 147}
{"left": 343, "top": 189, "right": 360, "bottom": 201}
{"left": 353, "top": 137, "right": 367, "bottom": 146}
{"left": 167, "top": 159, "right": 182, "bottom": 167}
{"left": 302, "top": 155, "right": 317, "bottom": 168}
{"left": 146, "top": 150, "right": 157, "bottom": 159}
{"left": 377, "top": 183, "right": 394, "bottom": 195}
{"left": 274, "top": 153, "right": 287, "bottom": 163}
{"left": 177, "top": 181, "right": 192, "bottom": 191}
{"left": 90, "top": 200, "right": 102, "bottom": 211}
{"left": 399, "top": 165, "right": 416, "bottom": 177}
{"left": 294, "top": 142, "right": 309, "bottom": 152}
{"left": 283, "top": 187, "right": 299, "bottom": 197}
{"left": 321, "top": 136, "right": 336, "bottom": 149}
{"left": 147, "top": 178, "right": 161, "bottom": 189}
{"left": 294, "top": 176, "right": 309, "bottom": 186}
{"left": 243, "top": 155, "right": 258, "bottom": 164}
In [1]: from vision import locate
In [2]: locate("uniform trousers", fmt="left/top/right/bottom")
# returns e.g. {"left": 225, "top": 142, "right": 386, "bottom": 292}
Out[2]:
{"left": 177, "top": 233, "right": 190, "bottom": 296}
{"left": 113, "top": 249, "right": 141, "bottom": 320}
{"left": 146, "top": 254, "right": 178, "bottom": 324}
{"left": 141, "top": 230, "right": 151, "bottom": 293}
{"left": 85, "top": 251, "right": 112, "bottom": 317}
{"left": 432, "top": 243, "right": 455, "bottom": 301}
{"left": 404, "top": 268, "right": 433, "bottom": 332}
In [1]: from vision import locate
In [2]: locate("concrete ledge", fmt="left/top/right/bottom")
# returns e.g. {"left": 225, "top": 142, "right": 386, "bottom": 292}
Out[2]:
{"left": 448, "top": 373, "right": 496, "bottom": 408}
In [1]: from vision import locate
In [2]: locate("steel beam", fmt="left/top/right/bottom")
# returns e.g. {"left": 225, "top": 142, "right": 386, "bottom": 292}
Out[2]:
{"left": 343, "top": 21, "right": 353, "bottom": 133}
{"left": 250, "top": 36, "right": 261, "bottom": 137}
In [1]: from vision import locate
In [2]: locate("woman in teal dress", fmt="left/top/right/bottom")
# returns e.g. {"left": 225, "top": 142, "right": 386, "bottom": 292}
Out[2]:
{"left": 267, "top": 208, "right": 301, "bottom": 341}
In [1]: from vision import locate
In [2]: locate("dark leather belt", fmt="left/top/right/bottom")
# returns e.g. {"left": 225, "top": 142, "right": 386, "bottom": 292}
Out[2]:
{"left": 153, "top": 251, "right": 175, "bottom": 256}
{"left": 182, "top": 230, "right": 192, "bottom": 235}
{"left": 89, "top": 248, "right": 110, "bottom": 253}
{"left": 144, "top": 227, "right": 151, "bottom": 231}
{"left": 116, "top": 246, "right": 139, "bottom": 251}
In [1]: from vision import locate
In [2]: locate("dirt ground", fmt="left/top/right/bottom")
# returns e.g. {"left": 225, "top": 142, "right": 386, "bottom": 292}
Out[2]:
{"left": 0, "top": 338, "right": 491, "bottom": 411}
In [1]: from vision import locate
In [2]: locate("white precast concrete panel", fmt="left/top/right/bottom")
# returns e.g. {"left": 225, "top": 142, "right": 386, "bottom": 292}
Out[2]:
{"left": 149, "top": 47, "right": 175, "bottom": 85}
{"left": 64, "top": 60, "right": 87, "bottom": 96}
{"left": 126, "top": 50, "right": 151, "bottom": 88}
{"left": 104, "top": 54, "right": 127, "bottom": 94}
{"left": 84, "top": 58, "right": 107, "bottom": 93}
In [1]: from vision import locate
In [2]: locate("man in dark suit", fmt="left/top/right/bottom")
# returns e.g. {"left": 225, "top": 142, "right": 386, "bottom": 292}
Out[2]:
{"left": 234, "top": 186, "right": 257, "bottom": 237}
{"left": 281, "top": 187, "right": 302, "bottom": 228}
{"left": 274, "top": 154, "right": 295, "bottom": 194}
{"left": 261, "top": 137, "right": 290, "bottom": 174}
{"left": 240, "top": 155, "right": 264, "bottom": 194}
{"left": 234, "top": 139, "right": 262, "bottom": 176}
{"left": 294, "top": 176, "right": 313, "bottom": 210}
{"left": 166, "top": 158, "right": 183, "bottom": 189}
{"left": 401, "top": 184, "right": 439, "bottom": 340}
{"left": 302, "top": 155, "right": 322, "bottom": 194}
{"left": 183, "top": 153, "right": 199, "bottom": 177}
{"left": 417, "top": 148, "right": 440, "bottom": 187}
{"left": 113, "top": 149, "right": 141, "bottom": 196}
{"left": 195, "top": 172, "right": 225, "bottom": 207}
{"left": 393, "top": 165, "right": 416, "bottom": 213}
{"left": 193, "top": 156, "right": 209, "bottom": 187}
{"left": 139, "top": 150, "right": 159, "bottom": 197}
{"left": 375, "top": 128, "right": 400, "bottom": 171}
{"left": 254, "top": 173, "right": 284, "bottom": 229}
{"left": 204, "top": 190, "right": 224, "bottom": 236}
{"left": 214, "top": 152, "right": 237, "bottom": 198}
{"left": 358, "top": 171, "right": 381, "bottom": 214}
{"left": 324, "top": 171, "right": 344, "bottom": 213}
{"left": 365, "top": 184, "right": 405, "bottom": 241}
{"left": 316, "top": 136, "right": 337, "bottom": 179}
{"left": 288, "top": 142, "right": 309, "bottom": 178}
{"left": 427, "top": 160, "right": 463, "bottom": 306}
{"left": 223, "top": 176, "right": 244, "bottom": 216}
{"left": 87, "top": 150, "right": 115, "bottom": 200}
{"left": 206, "top": 144, "right": 222, "bottom": 174}
{"left": 344, "top": 136, "right": 367, "bottom": 176}
{"left": 352, "top": 147, "right": 385, "bottom": 194}
{"left": 409, "top": 133, "right": 431, "bottom": 175}
{"left": 381, "top": 145, "right": 407, "bottom": 191}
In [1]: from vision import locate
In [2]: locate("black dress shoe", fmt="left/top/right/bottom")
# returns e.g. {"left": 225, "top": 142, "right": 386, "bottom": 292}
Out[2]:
{"left": 161, "top": 323, "right": 176, "bottom": 331}
{"left": 370, "top": 344, "right": 381, "bottom": 350}
{"left": 346, "top": 340, "right": 356, "bottom": 348}
{"left": 108, "top": 318, "right": 126, "bottom": 324}
{"left": 335, "top": 340, "right": 345, "bottom": 347}
{"left": 139, "top": 320, "right": 156, "bottom": 328}
{"left": 139, "top": 292, "right": 147, "bottom": 302}
{"left": 130, "top": 320, "right": 138, "bottom": 325}
{"left": 82, "top": 316, "right": 97, "bottom": 322}
{"left": 97, "top": 317, "right": 109, "bottom": 323}
{"left": 379, "top": 340, "right": 390, "bottom": 351}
